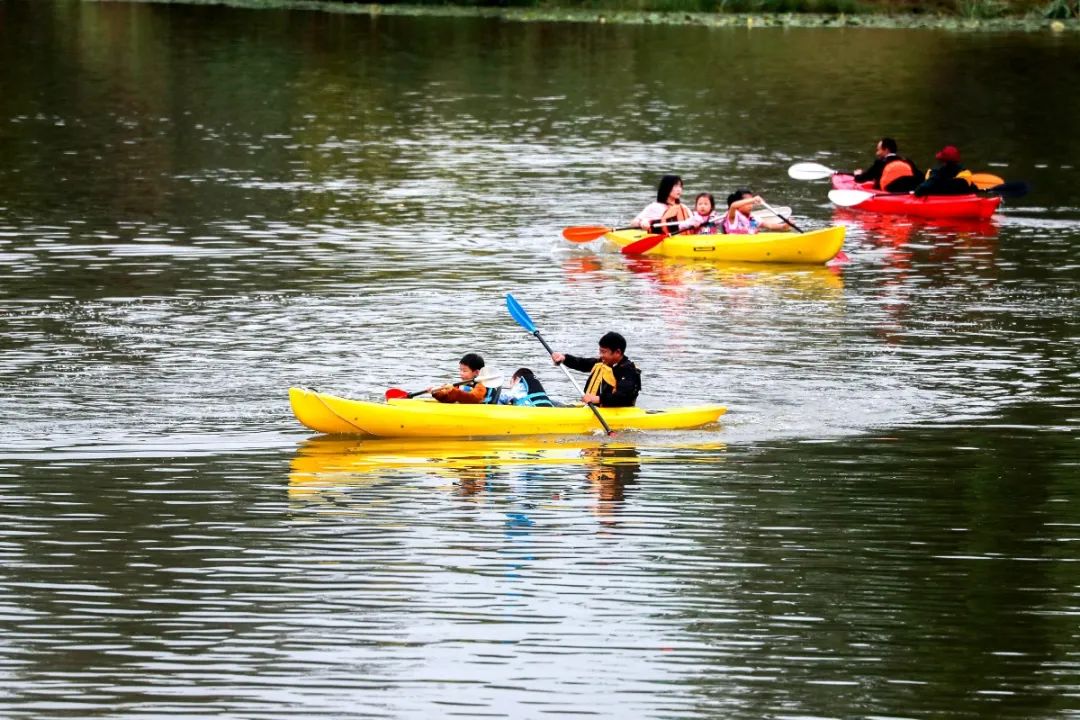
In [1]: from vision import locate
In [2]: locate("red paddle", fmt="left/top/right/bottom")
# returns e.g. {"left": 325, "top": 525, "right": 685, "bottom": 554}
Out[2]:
{"left": 620, "top": 227, "right": 691, "bottom": 256}
{"left": 564, "top": 216, "right": 710, "bottom": 243}
{"left": 384, "top": 386, "right": 433, "bottom": 400}
{"left": 562, "top": 225, "right": 636, "bottom": 243}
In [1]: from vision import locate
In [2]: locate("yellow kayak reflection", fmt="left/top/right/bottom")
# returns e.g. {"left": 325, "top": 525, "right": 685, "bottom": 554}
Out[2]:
{"left": 563, "top": 253, "right": 844, "bottom": 300}
{"left": 288, "top": 435, "right": 727, "bottom": 503}
{"left": 621, "top": 255, "right": 845, "bottom": 296}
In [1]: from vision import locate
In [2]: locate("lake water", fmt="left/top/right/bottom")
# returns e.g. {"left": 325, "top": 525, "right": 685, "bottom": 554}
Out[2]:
{"left": 0, "top": 2, "right": 1078, "bottom": 718}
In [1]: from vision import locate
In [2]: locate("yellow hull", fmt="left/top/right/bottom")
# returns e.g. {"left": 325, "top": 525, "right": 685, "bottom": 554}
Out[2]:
{"left": 604, "top": 226, "right": 846, "bottom": 264}
{"left": 289, "top": 387, "right": 726, "bottom": 438}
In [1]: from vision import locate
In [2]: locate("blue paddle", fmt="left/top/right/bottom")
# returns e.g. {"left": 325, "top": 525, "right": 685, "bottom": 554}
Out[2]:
{"left": 505, "top": 293, "right": 614, "bottom": 436}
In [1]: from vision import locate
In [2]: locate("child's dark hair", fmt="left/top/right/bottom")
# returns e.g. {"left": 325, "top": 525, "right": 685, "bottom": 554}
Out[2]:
{"left": 656, "top": 175, "right": 683, "bottom": 203}
{"left": 598, "top": 331, "right": 627, "bottom": 354}
{"left": 726, "top": 189, "right": 752, "bottom": 207}
{"left": 512, "top": 367, "right": 535, "bottom": 382}
{"left": 695, "top": 192, "right": 715, "bottom": 213}
{"left": 459, "top": 353, "right": 485, "bottom": 371}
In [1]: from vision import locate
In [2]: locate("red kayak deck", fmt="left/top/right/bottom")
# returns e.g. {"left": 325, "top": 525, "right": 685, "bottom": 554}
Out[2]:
{"left": 831, "top": 174, "right": 1001, "bottom": 220}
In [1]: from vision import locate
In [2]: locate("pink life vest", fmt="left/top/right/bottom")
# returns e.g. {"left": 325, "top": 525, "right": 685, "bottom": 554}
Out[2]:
{"left": 721, "top": 211, "right": 758, "bottom": 235}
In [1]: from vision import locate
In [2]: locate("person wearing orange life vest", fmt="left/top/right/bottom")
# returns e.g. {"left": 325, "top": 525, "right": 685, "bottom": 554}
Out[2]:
{"left": 427, "top": 353, "right": 499, "bottom": 404}
{"left": 631, "top": 174, "right": 691, "bottom": 233}
{"left": 549, "top": 331, "right": 641, "bottom": 408}
{"left": 854, "top": 137, "right": 921, "bottom": 193}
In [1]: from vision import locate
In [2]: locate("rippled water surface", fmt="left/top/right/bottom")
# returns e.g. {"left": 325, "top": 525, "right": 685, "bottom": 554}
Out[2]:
{"left": 1, "top": 2, "right": 1078, "bottom": 718}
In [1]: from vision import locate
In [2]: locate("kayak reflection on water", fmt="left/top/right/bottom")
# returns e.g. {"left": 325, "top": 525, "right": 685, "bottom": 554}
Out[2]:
{"left": 286, "top": 437, "right": 722, "bottom": 524}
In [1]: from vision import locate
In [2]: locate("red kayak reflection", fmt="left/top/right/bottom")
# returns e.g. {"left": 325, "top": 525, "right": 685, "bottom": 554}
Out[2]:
{"left": 833, "top": 209, "right": 998, "bottom": 245}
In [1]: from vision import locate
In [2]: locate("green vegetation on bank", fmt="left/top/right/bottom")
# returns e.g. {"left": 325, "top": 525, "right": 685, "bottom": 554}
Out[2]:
{"left": 104, "top": 0, "right": 1080, "bottom": 27}
{"left": 344, "top": 0, "right": 1077, "bottom": 18}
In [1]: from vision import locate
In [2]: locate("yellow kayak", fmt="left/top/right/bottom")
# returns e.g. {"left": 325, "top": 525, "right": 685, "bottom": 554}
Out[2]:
{"left": 289, "top": 387, "right": 727, "bottom": 438}
{"left": 604, "top": 226, "right": 846, "bottom": 264}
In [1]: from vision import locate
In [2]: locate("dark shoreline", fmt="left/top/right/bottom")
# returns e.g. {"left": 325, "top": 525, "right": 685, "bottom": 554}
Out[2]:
{"left": 92, "top": 0, "right": 1078, "bottom": 32}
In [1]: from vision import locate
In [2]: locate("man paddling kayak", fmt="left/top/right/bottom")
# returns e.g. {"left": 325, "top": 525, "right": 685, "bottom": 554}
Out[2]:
{"left": 854, "top": 137, "right": 921, "bottom": 193}
{"left": 550, "top": 332, "right": 641, "bottom": 408}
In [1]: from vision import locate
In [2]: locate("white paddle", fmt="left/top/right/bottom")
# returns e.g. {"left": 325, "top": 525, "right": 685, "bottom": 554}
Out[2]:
{"left": 757, "top": 198, "right": 803, "bottom": 232}
{"left": 788, "top": 162, "right": 841, "bottom": 181}
{"left": 750, "top": 206, "right": 792, "bottom": 221}
{"left": 827, "top": 189, "right": 877, "bottom": 207}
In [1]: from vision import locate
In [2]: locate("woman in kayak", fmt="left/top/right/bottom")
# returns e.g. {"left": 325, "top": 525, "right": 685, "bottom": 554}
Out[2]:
{"left": 550, "top": 332, "right": 641, "bottom": 408}
{"left": 632, "top": 174, "right": 690, "bottom": 232}
{"left": 914, "top": 145, "right": 976, "bottom": 197}
{"left": 428, "top": 353, "right": 499, "bottom": 404}
{"left": 496, "top": 368, "right": 555, "bottom": 407}
{"left": 722, "top": 190, "right": 791, "bottom": 234}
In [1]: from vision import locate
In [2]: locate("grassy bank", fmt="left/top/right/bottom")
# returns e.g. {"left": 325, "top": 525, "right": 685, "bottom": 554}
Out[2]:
{"left": 94, "top": 0, "right": 1080, "bottom": 29}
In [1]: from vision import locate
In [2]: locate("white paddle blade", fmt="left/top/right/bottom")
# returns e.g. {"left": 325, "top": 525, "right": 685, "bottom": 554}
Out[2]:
{"left": 788, "top": 162, "right": 837, "bottom": 181}
{"left": 828, "top": 189, "right": 875, "bottom": 208}
{"left": 750, "top": 206, "right": 791, "bottom": 221}
{"left": 477, "top": 369, "right": 504, "bottom": 388}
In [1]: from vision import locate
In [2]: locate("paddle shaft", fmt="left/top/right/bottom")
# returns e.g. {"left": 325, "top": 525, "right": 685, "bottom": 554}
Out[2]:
{"left": 531, "top": 330, "right": 614, "bottom": 436}
{"left": 756, "top": 199, "right": 803, "bottom": 233}
{"left": 391, "top": 372, "right": 501, "bottom": 400}
{"left": 563, "top": 224, "right": 637, "bottom": 242}
{"left": 405, "top": 380, "right": 465, "bottom": 399}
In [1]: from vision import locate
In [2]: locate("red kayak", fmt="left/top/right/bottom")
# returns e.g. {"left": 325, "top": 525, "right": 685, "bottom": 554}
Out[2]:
{"left": 831, "top": 174, "right": 1001, "bottom": 220}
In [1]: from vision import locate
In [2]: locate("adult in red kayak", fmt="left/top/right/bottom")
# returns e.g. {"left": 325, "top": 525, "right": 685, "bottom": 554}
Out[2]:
{"left": 914, "top": 145, "right": 977, "bottom": 197}
{"left": 854, "top": 137, "right": 921, "bottom": 193}
{"left": 631, "top": 174, "right": 690, "bottom": 232}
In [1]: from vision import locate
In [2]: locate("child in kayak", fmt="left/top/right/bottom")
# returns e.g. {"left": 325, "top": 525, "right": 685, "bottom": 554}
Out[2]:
{"left": 496, "top": 368, "right": 555, "bottom": 407}
{"left": 684, "top": 193, "right": 723, "bottom": 235}
{"left": 632, "top": 174, "right": 690, "bottom": 232}
{"left": 722, "top": 190, "right": 792, "bottom": 234}
{"left": 550, "top": 332, "right": 641, "bottom": 408}
{"left": 428, "top": 353, "right": 498, "bottom": 404}
{"left": 646, "top": 193, "right": 723, "bottom": 236}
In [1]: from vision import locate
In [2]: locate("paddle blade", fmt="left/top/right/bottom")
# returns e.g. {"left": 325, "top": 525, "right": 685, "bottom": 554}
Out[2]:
{"left": 475, "top": 369, "right": 504, "bottom": 387}
{"left": 788, "top": 162, "right": 836, "bottom": 181}
{"left": 385, "top": 388, "right": 409, "bottom": 399}
{"left": 986, "top": 181, "right": 1029, "bottom": 198}
{"left": 756, "top": 199, "right": 803, "bottom": 233}
{"left": 750, "top": 206, "right": 791, "bottom": 221}
{"left": 505, "top": 293, "right": 537, "bottom": 334}
{"left": 970, "top": 172, "right": 1005, "bottom": 190}
{"left": 621, "top": 233, "right": 666, "bottom": 256}
{"left": 828, "top": 189, "right": 875, "bottom": 207}
{"left": 562, "top": 225, "right": 612, "bottom": 242}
